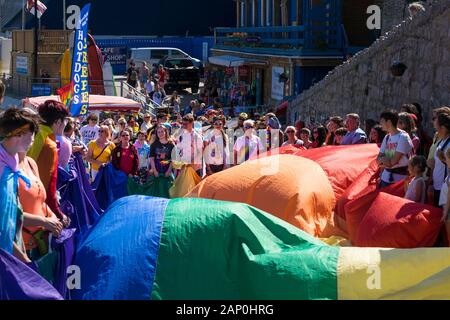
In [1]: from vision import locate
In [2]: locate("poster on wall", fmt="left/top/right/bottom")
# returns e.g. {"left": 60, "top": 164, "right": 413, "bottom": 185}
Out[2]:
{"left": 271, "top": 66, "right": 284, "bottom": 101}
{"left": 16, "top": 56, "right": 28, "bottom": 74}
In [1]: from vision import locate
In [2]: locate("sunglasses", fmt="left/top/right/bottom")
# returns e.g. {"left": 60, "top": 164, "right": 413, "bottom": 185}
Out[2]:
{"left": 286, "top": 130, "right": 295, "bottom": 133}
{"left": 214, "top": 122, "right": 223, "bottom": 126}
{"left": 244, "top": 126, "right": 253, "bottom": 129}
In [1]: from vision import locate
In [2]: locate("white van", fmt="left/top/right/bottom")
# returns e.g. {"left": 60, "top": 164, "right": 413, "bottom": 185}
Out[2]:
{"left": 128, "top": 47, "right": 201, "bottom": 69}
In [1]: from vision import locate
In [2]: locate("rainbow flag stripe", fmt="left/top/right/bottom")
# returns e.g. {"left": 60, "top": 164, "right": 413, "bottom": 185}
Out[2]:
{"left": 73, "top": 196, "right": 450, "bottom": 300}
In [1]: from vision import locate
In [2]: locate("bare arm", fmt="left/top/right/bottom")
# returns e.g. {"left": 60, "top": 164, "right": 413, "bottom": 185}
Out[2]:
{"left": 380, "top": 151, "right": 404, "bottom": 168}
{"left": 444, "top": 184, "right": 450, "bottom": 222}
{"left": 13, "top": 243, "right": 31, "bottom": 264}
{"left": 415, "top": 179, "right": 425, "bottom": 203}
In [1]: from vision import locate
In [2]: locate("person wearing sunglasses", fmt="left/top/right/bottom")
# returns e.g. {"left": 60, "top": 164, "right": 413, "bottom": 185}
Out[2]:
{"left": 80, "top": 113, "right": 100, "bottom": 146}
{"left": 111, "top": 128, "right": 139, "bottom": 177}
{"left": 282, "top": 126, "right": 304, "bottom": 148}
{"left": 134, "top": 131, "right": 151, "bottom": 183}
{"left": 204, "top": 116, "right": 230, "bottom": 175}
{"left": 233, "top": 120, "right": 264, "bottom": 165}
{"left": 310, "top": 126, "right": 327, "bottom": 149}
{"left": 140, "top": 113, "right": 153, "bottom": 133}
{"left": 86, "top": 125, "right": 115, "bottom": 181}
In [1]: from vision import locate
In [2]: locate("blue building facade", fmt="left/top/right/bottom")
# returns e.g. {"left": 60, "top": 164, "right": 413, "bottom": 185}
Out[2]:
{"left": 208, "top": 0, "right": 374, "bottom": 117}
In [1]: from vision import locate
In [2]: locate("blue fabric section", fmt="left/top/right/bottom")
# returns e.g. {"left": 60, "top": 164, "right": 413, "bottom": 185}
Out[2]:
{"left": 91, "top": 163, "right": 128, "bottom": 212}
{"left": 0, "top": 167, "right": 30, "bottom": 253}
{"left": 58, "top": 153, "right": 102, "bottom": 235}
{"left": 0, "top": 249, "right": 63, "bottom": 300}
{"left": 72, "top": 196, "right": 168, "bottom": 300}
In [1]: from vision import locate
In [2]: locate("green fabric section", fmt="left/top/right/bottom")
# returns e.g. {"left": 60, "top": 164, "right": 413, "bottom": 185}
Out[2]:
{"left": 151, "top": 198, "right": 340, "bottom": 300}
{"left": 127, "top": 176, "right": 174, "bottom": 199}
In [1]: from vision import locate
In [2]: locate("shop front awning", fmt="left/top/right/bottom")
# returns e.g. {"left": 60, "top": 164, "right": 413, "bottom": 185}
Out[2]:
{"left": 208, "top": 55, "right": 267, "bottom": 67}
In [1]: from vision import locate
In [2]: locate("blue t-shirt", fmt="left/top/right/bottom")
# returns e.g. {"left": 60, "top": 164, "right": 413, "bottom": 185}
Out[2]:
{"left": 341, "top": 128, "right": 367, "bottom": 145}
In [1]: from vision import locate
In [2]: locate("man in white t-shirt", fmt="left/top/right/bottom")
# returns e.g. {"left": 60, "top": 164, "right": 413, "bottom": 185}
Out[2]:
{"left": 377, "top": 110, "right": 413, "bottom": 188}
{"left": 174, "top": 113, "right": 204, "bottom": 176}
{"left": 140, "top": 113, "right": 153, "bottom": 133}
{"left": 204, "top": 116, "right": 230, "bottom": 174}
{"left": 234, "top": 120, "right": 264, "bottom": 165}
{"left": 80, "top": 113, "right": 100, "bottom": 146}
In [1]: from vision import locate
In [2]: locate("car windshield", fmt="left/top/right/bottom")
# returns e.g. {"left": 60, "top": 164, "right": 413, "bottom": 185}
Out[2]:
{"left": 165, "top": 59, "right": 193, "bottom": 68}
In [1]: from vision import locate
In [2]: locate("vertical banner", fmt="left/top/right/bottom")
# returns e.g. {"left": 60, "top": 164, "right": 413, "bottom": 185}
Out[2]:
{"left": 70, "top": 3, "right": 91, "bottom": 116}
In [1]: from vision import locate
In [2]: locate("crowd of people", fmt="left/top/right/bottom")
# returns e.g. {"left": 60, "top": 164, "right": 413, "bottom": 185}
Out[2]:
{"left": 0, "top": 73, "right": 449, "bottom": 281}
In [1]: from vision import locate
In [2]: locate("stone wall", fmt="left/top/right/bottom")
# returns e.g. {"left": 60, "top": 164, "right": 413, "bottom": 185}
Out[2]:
{"left": 289, "top": 0, "right": 450, "bottom": 128}
{"left": 380, "top": 0, "right": 410, "bottom": 34}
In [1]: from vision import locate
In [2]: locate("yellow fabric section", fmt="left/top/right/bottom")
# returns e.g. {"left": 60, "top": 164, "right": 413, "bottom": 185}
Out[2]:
{"left": 170, "top": 166, "right": 202, "bottom": 198}
{"left": 60, "top": 49, "right": 72, "bottom": 86}
{"left": 320, "top": 236, "right": 351, "bottom": 247}
{"left": 337, "top": 247, "right": 450, "bottom": 300}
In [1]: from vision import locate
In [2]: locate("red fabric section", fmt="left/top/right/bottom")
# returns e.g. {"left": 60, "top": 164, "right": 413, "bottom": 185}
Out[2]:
{"left": 87, "top": 34, "right": 105, "bottom": 95}
{"left": 339, "top": 159, "right": 406, "bottom": 242}
{"left": 355, "top": 192, "right": 443, "bottom": 248}
{"left": 265, "top": 144, "right": 380, "bottom": 202}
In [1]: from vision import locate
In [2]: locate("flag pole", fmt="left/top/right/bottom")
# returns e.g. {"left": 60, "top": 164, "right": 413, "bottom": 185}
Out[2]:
{"left": 22, "top": 0, "right": 25, "bottom": 30}
{"left": 63, "top": 0, "right": 66, "bottom": 30}
{"left": 34, "top": 0, "right": 38, "bottom": 79}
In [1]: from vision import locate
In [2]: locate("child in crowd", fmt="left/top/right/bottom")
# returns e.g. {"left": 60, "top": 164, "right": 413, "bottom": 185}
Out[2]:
{"left": 404, "top": 155, "right": 427, "bottom": 203}
{"left": 334, "top": 128, "right": 348, "bottom": 145}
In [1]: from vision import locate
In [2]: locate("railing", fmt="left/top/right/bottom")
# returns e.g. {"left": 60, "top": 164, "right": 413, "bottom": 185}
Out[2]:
{"left": 120, "top": 81, "right": 158, "bottom": 116}
{"left": 215, "top": 23, "right": 342, "bottom": 52}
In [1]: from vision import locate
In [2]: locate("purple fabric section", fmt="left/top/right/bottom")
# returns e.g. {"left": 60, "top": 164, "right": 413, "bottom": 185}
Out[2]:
{"left": 57, "top": 152, "right": 102, "bottom": 234}
{"left": 0, "top": 144, "right": 19, "bottom": 177}
{"left": 51, "top": 228, "right": 76, "bottom": 299}
{"left": 0, "top": 248, "right": 63, "bottom": 300}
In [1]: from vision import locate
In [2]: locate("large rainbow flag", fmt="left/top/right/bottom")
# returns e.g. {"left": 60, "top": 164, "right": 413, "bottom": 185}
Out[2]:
{"left": 73, "top": 196, "right": 450, "bottom": 300}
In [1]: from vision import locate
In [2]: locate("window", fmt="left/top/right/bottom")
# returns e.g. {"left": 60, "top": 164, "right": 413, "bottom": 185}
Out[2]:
{"left": 170, "top": 49, "right": 189, "bottom": 58}
{"left": 165, "top": 59, "right": 194, "bottom": 68}
{"left": 132, "top": 49, "right": 149, "bottom": 60}
{"left": 151, "top": 49, "right": 170, "bottom": 60}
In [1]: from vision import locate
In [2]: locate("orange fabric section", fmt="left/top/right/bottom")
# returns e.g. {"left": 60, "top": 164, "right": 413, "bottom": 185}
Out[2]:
{"left": 355, "top": 192, "right": 443, "bottom": 248}
{"left": 264, "top": 144, "right": 380, "bottom": 204}
{"left": 187, "top": 154, "right": 343, "bottom": 238}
